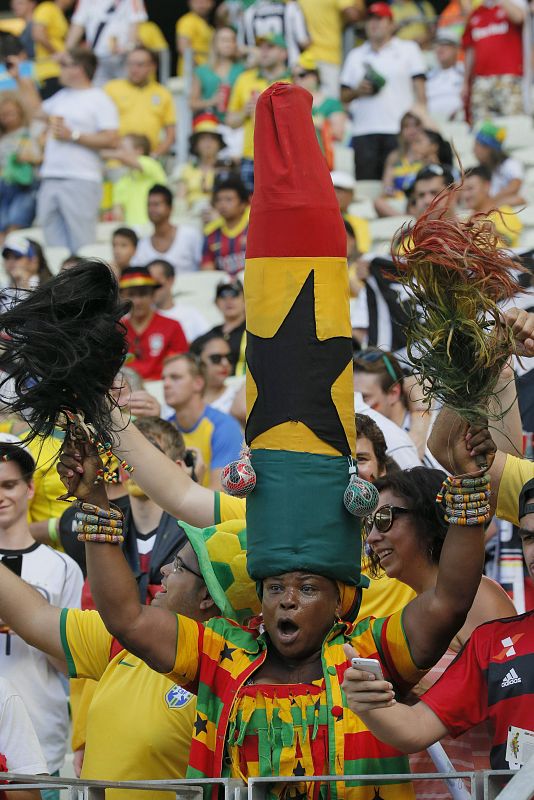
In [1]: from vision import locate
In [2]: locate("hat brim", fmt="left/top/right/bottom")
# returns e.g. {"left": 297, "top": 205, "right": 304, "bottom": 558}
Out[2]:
{"left": 189, "top": 131, "right": 226, "bottom": 153}
{"left": 119, "top": 277, "right": 161, "bottom": 290}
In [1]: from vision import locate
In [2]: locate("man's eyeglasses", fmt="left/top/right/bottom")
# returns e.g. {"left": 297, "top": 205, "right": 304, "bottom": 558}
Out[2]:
{"left": 172, "top": 555, "right": 203, "bottom": 580}
{"left": 363, "top": 504, "right": 412, "bottom": 535}
{"left": 205, "top": 353, "right": 234, "bottom": 365}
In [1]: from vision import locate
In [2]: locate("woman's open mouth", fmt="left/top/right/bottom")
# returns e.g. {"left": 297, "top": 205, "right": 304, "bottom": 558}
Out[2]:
{"left": 277, "top": 618, "right": 300, "bottom": 645}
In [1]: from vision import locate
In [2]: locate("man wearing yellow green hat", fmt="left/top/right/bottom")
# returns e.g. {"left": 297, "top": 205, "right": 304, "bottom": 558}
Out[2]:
{"left": 59, "top": 82, "right": 496, "bottom": 799}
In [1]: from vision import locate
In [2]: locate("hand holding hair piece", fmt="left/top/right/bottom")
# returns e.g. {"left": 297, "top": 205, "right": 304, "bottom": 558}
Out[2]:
{"left": 394, "top": 192, "right": 524, "bottom": 427}
{"left": 0, "top": 259, "right": 130, "bottom": 447}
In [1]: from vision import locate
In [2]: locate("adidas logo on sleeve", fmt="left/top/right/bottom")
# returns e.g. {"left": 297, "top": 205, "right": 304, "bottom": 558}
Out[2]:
{"left": 501, "top": 668, "right": 522, "bottom": 688}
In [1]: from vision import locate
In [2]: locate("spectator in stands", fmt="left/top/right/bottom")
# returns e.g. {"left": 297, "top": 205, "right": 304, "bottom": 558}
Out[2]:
{"left": 353, "top": 348, "right": 412, "bottom": 429}
{"left": 108, "top": 134, "right": 167, "bottom": 226}
{"left": 176, "top": 0, "right": 215, "bottom": 74}
{"left": 239, "top": 0, "right": 310, "bottom": 67}
{"left": 0, "top": 92, "right": 40, "bottom": 241}
{"left": 11, "top": 0, "right": 36, "bottom": 58}
{"left": 298, "top": 0, "right": 363, "bottom": 98}
{"left": 36, "top": 48, "right": 119, "bottom": 254}
{"left": 119, "top": 266, "right": 188, "bottom": 381}
{"left": 0, "top": 33, "right": 35, "bottom": 95}
{"left": 112, "top": 226, "right": 138, "bottom": 276}
{"left": 436, "top": 0, "right": 469, "bottom": 43}
{"left": 31, "top": 0, "right": 73, "bottom": 99}
{"left": 343, "top": 474, "right": 534, "bottom": 775}
{"left": 374, "top": 111, "right": 424, "bottom": 217}
{"left": 426, "top": 32, "right": 464, "bottom": 121}
{"left": 66, "top": 0, "right": 147, "bottom": 86}
{"left": 0, "top": 676, "right": 47, "bottom": 800}
{"left": 391, "top": 0, "right": 436, "bottom": 48}
{"left": 462, "top": 0, "right": 526, "bottom": 122}
{"left": 190, "top": 26, "right": 245, "bottom": 122}
{"left": 227, "top": 33, "right": 290, "bottom": 192}
{"left": 175, "top": 114, "right": 226, "bottom": 212}
{"left": 473, "top": 122, "right": 525, "bottom": 207}
{"left": 292, "top": 52, "right": 347, "bottom": 170}
{"left": 135, "top": 184, "right": 203, "bottom": 274}
{"left": 341, "top": 3, "right": 427, "bottom": 181}
{"left": 163, "top": 353, "right": 242, "bottom": 489}
{"left": 201, "top": 175, "right": 250, "bottom": 274}
{"left": 207, "top": 276, "right": 246, "bottom": 375}
{"left": 330, "top": 171, "right": 371, "bottom": 253}
{"left": 60, "top": 254, "right": 84, "bottom": 270}
{"left": 2, "top": 234, "right": 52, "bottom": 291}
{"left": 147, "top": 258, "right": 210, "bottom": 343}
{"left": 462, "top": 165, "right": 523, "bottom": 248}
{"left": 0, "top": 442, "right": 83, "bottom": 798}
{"left": 410, "top": 163, "right": 457, "bottom": 219}
{"left": 190, "top": 331, "right": 244, "bottom": 414}
{"left": 104, "top": 46, "right": 176, "bottom": 159}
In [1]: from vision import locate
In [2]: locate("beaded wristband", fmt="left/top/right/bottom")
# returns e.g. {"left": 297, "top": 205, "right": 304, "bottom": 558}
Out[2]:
{"left": 76, "top": 523, "right": 124, "bottom": 536}
{"left": 74, "top": 512, "right": 123, "bottom": 529}
{"left": 439, "top": 473, "right": 491, "bottom": 526}
{"left": 74, "top": 501, "right": 123, "bottom": 521}
{"left": 77, "top": 532, "right": 124, "bottom": 544}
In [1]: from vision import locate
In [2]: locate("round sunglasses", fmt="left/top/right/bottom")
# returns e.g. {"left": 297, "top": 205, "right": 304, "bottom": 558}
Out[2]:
{"left": 363, "top": 504, "right": 413, "bottom": 535}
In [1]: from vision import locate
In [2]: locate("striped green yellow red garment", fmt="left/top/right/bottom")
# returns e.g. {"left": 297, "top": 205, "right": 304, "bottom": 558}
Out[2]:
{"left": 167, "top": 610, "right": 424, "bottom": 799}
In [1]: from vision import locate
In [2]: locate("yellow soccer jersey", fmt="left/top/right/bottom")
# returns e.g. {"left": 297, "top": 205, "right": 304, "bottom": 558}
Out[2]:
{"left": 228, "top": 70, "right": 291, "bottom": 160}
{"left": 61, "top": 608, "right": 196, "bottom": 800}
{"left": 176, "top": 11, "right": 213, "bottom": 72}
{"left": 24, "top": 430, "right": 67, "bottom": 527}
{"left": 298, "top": 0, "right": 358, "bottom": 65}
{"left": 104, "top": 79, "right": 176, "bottom": 152}
{"left": 33, "top": 1, "right": 68, "bottom": 81}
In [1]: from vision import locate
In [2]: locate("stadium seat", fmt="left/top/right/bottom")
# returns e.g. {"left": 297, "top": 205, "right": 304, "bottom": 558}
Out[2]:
{"left": 46, "top": 246, "right": 70, "bottom": 275}
{"left": 355, "top": 180, "right": 383, "bottom": 201}
{"left": 173, "top": 271, "right": 225, "bottom": 325}
{"left": 370, "top": 215, "right": 412, "bottom": 244}
{"left": 16, "top": 227, "right": 45, "bottom": 244}
{"left": 497, "top": 115, "right": 534, "bottom": 151}
{"left": 78, "top": 242, "right": 113, "bottom": 262}
{"left": 348, "top": 198, "right": 376, "bottom": 220}
{"left": 512, "top": 146, "right": 534, "bottom": 168}
{"left": 333, "top": 144, "right": 355, "bottom": 177}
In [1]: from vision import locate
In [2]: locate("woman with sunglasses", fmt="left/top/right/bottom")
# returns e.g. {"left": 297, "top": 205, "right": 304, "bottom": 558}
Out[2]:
{"left": 189, "top": 331, "right": 243, "bottom": 416}
{"left": 364, "top": 466, "right": 515, "bottom": 798}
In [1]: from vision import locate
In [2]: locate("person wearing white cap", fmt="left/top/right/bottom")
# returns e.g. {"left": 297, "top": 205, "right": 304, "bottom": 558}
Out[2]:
{"left": 1, "top": 234, "right": 52, "bottom": 305}
{"left": 426, "top": 32, "right": 464, "bottom": 121}
{"left": 330, "top": 171, "right": 371, "bottom": 253}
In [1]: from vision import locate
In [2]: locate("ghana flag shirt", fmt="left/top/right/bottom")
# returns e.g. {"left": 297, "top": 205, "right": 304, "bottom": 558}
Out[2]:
{"left": 422, "top": 610, "right": 534, "bottom": 770}
{"left": 167, "top": 610, "right": 426, "bottom": 799}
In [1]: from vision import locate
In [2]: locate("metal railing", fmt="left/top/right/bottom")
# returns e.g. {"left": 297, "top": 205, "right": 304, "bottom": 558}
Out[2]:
{"left": 3, "top": 768, "right": 531, "bottom": 799}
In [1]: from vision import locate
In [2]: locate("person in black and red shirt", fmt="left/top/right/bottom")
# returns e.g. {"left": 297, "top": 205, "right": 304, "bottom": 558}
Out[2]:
{"left": 120, "top": 266, "right": 188, "bottom": 380}
{"left": 462, "top": 0, "right": 527, "bottom": 123}
{"left": 201, "top": 175, "right": 250, "bottom": 276}
{"left": 344, "top": 475, "right": 534, "bottom": 773}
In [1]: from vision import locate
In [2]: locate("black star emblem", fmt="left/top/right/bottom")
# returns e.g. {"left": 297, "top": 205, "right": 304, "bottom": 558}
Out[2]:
{"left": 194, "top": 714, "right": 208, "bottom": 736}
{"left": 220, "top": 644, "right": 236, "bottom": 662}
{"left": 293, "top": 761, "right": 306, "bottom": 776}
{"left": 246, "top": 270, "right": 352, "bottom": 455}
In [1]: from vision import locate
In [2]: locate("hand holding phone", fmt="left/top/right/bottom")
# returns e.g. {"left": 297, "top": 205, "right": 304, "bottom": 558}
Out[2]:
{"left": 351, "top": 657, "right": 384, "bottom": 680}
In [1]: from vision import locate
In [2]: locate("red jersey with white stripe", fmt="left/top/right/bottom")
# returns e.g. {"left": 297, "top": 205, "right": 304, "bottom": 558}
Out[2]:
{"left": 462, "top": 3, "right": 524, "bottom": 77}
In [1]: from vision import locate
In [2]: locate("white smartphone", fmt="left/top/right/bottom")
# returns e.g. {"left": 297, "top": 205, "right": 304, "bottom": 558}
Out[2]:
{"left": 351, "top": 657, "right": 384, "bottom": 680}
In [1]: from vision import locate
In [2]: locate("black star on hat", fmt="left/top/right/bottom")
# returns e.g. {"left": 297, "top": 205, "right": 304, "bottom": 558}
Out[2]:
{"left": 194, "top": 714, "right": 208, "bottom": 736}
{"left": 246, "top": 270, "right": 352, "bottom": 454}
{"left": 293, "top": 761, "right": 306, "bottom": 777}
{"left": 220, "top": 643, "right": 236, "bottom": 662}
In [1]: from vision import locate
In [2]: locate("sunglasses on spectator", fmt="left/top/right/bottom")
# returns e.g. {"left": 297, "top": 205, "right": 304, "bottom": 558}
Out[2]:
{"left": 355, "top": 349, "right": 399, "bottom": 383}
{"left": 363, "top": 504, "right": 412, "bottom": 535}
{"left": 205, "top": 353, "right": 234, "bottom": 365}
{"left": 217, "top": 287, "right": 241, "bottom": 299}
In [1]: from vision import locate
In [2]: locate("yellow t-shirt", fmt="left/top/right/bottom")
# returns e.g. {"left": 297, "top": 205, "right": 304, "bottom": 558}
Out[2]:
{"left": 299, "top": 0, "right": 358, "bottom": 65}
{"left": 392, "top": 0, "right": 435, "bottom": 43}
{"left": 176, "top": 11, "right": 213, "bottom": 72}
{"left": 104, "top": 79, "right": 176, "bottom": 152}
{"left": 488, "top": 206, "right": 523, "bottom": 249}
{"left": 228, "top": 70, "right": 291, "bottom": 160}
{"left": 33, "top": 1, "right": 68, "bottom": 81}
{"left": 25, "top": 431, "right": 67, "bottom": 526}
{"left": 61, "top": 608, "right": 196, "bottom": 800}
{"left": 496, "top": 454, "right": 534, "bottom": 526}
{"left": 214, "top": 491, "right": 417, "bottom": 618}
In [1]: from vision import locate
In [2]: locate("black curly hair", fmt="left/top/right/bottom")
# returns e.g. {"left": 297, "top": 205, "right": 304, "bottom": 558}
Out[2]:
{"left": 0, "top": 259, "right": 130, "bottom": 446}
{"left": 366, "top": 466, "right": 448, "bottom": 578}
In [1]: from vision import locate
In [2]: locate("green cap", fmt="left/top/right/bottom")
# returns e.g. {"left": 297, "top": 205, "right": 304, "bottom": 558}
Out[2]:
{"left": 256, "top": 32, "right": 287, "bottom": 49}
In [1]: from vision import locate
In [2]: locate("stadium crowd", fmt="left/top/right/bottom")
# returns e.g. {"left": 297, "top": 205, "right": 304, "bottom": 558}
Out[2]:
{"left": 1, "top": 0, "right": 534, "bottom": 798}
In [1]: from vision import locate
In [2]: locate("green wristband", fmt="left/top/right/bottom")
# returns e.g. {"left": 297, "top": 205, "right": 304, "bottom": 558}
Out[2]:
{"left": 48, "top": 518, "right": 59, "bottom": 546}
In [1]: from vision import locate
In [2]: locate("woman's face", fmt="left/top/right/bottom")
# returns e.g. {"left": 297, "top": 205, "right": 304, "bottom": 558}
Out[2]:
{"left": 195, "top": 133, "right": 221, "bottom": 160}
{"left": 262, "top": 571, "right": 340, "bottom": 661}
{"left": 474, "top": 140, "right": 490, "bottom": 164}
{"left": 365, "top": 488, "right": 425, "bottom": 584}
{"left": 3, "top": 252, "right": 33, "bottom": 279}
{"left": 356, "top": 436, "right": 383, "bottom": 484}
{"left": 412, "top": 130, "right": 436, "bottom": 161}
{"left": 214, "top": 27, "right": 237, "bottom": 58}
{"left": 0, "top": 101, "right": 23, "bottom": 132}
{"left": 200, "top": 337, "right": 232, "bottom": 389}
{"left": 400, "top": 115, "right": 422, "bottom": 146}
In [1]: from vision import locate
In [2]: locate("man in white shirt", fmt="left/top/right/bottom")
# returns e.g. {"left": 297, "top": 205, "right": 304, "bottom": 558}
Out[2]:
{"left": 0, "top": 676, "right": 47, "bottom": 798}
{"left": 354, "top": 392, "right": 421, "bottom": 469}
{"left": 36, "top": 48, "right": 119, "bottom": 254}
{"left": 426, "top": 32, "right": 464, "bottom": 121}
{"left": 148, "top": 259, "right": 210, "bottom": 343}
{"left": 0, "top": 442, "right": 83, "bottom": 800}
{"left": 66, "top": 0, "right": 147, "bottom": 85}
{"left": 340, "top": 2, "right": 427, "bottom": 180}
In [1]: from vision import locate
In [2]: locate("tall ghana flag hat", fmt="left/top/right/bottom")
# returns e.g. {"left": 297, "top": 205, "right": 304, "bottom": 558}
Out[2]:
{"left": 240, "top": 83, "right": 372, "bottom": 592}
